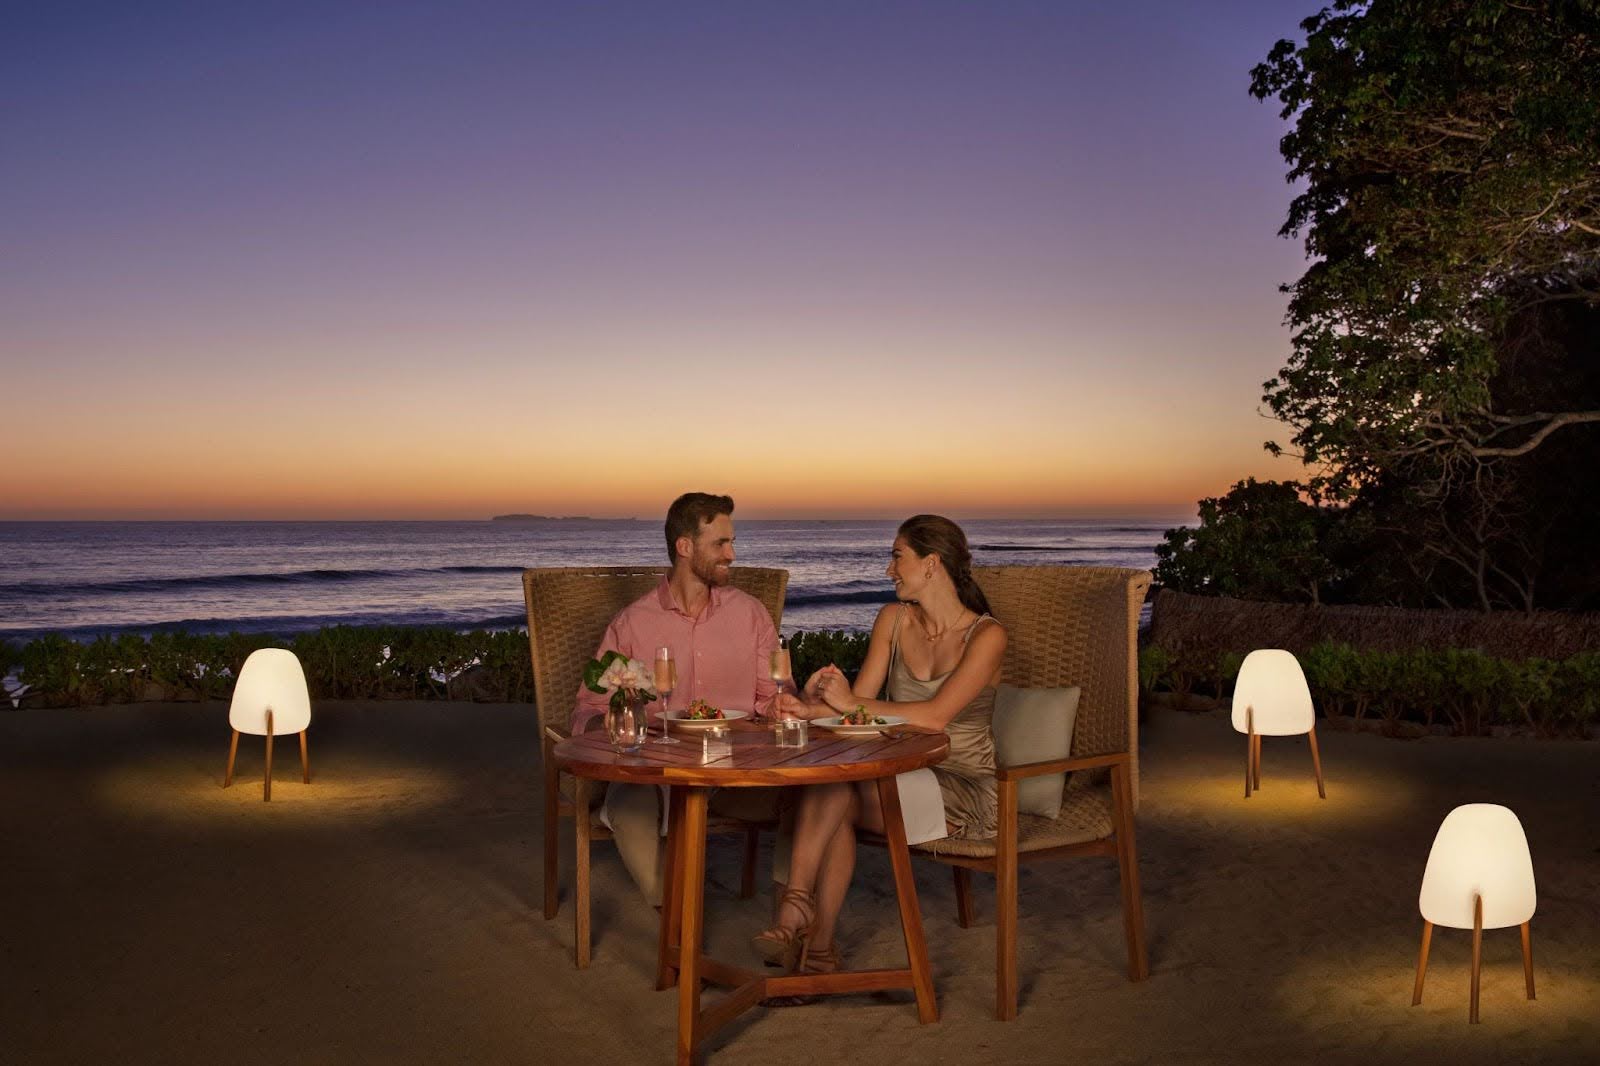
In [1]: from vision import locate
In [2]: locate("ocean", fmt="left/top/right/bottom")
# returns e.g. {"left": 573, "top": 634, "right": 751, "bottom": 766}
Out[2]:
{"left": 0, "top": 518, "right": 1183, "bottom": 643}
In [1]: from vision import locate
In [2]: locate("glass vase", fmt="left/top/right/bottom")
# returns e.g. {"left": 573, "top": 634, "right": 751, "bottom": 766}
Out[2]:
{"left": 606, "top": 694, "right": 647, "bottom": 752}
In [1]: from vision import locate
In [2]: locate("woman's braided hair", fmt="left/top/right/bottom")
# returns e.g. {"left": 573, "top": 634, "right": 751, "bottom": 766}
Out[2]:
{"left": 897, "top": 514, "right": 993, "bottom": 619}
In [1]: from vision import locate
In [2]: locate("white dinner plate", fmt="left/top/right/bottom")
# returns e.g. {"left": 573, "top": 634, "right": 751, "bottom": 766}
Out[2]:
{"left": 811, "top": 714, "right": 907, "bottom": 735}
{"left": 663, "top": 709, "right": 750, "bottom": 731}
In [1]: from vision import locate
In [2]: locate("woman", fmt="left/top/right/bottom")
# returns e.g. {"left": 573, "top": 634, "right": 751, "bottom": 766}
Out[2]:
{"left": 755, "top": 514, "right": 1005, "bottom": 976}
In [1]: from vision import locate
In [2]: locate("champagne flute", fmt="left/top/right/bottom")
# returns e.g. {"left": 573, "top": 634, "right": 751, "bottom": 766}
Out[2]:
{"left": 653, "top": 645, "right": 680, "bottom": 744}
{"left": 769, "top": 637, "right": 793, "bottom": 721}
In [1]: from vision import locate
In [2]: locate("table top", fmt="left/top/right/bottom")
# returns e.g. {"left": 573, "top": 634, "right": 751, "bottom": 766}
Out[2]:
{"left": 552, "top": 726, "right": 949, "bottom": 787}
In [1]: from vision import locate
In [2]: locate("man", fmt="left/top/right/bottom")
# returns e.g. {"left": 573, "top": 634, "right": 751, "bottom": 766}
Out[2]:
{"left": 573, "top": 492, "right": 782, "bottom": 906}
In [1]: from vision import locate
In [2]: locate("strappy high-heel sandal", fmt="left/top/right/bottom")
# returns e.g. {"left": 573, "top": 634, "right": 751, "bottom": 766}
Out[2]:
{"left": 750, "top": 887, "right": 815, "bottom": 970}
{"left": 798, "top": 941, "right": 840, "bottom": 976}
{"left": 762, "top": 941, "right": 843, "bottom": 1008}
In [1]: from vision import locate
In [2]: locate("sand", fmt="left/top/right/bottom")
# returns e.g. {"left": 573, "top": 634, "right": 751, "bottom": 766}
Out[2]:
{"left": 2, "top": 700, "right": 1596, "bottom": 1065}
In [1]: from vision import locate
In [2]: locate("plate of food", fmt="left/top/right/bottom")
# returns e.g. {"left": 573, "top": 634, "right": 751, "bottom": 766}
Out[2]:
{"left": 664, "top": 699, "right": 749, "bottom": 731}
{"left": 812, "top": 707, "right": 907, "bottom": 735}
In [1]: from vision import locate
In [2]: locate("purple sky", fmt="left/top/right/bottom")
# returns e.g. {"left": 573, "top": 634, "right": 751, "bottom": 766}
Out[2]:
{"left": 3, "top": 1, "right": 1313, "bottom": 519}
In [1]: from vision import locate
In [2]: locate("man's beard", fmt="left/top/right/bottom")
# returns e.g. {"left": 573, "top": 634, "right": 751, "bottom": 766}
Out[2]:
{"left": 691, "top": 552, "right": 730, "bottom": 587}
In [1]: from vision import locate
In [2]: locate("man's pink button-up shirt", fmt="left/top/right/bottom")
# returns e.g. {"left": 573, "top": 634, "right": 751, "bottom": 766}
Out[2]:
{"left": 571, "top": 579, "right": 779, "bottom": 734}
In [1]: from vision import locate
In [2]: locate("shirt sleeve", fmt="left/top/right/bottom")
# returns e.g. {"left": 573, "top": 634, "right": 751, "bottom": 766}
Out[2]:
{"left": 752, "top": 604, "right": 779, "bottom": 717}
{"left": 572, "top": 616, "right": 627, "bottom": 734}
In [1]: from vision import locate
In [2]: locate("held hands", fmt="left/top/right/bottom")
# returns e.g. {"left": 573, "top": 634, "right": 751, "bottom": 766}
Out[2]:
{"left": 812, "top": 666, "right": 856, "bottom": 713}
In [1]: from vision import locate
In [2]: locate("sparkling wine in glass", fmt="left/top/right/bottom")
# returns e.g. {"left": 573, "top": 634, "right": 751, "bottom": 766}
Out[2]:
{"left": 653, "top": 645, "right": 680, "bottom": 744}
{"left": 769, "top": 637, "right": 793, "bottom": 722}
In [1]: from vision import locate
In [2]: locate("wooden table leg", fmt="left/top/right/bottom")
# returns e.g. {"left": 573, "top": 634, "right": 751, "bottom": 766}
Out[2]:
{"left": 574, "top": 776, "right": 592, "bottom": 969}
{"left": 1411, "top": 920, "right": 1432, "bottom": 1005}
{"left": 876, "top": 775, "right": 939, "bottom": 1024}
{"left": 657, "top": 787, "right": 688, "bottom": 991}
{"left": 677, "top": 788, "right": 710, "bottom": 1065}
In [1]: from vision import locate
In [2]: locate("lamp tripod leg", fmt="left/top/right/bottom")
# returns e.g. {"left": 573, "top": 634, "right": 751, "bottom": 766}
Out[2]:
{"left": 264, "top": 710, "right": 274, "bottom": 803}
{"left": 1411, "top": 920, "right": 1432, "bottom": 1005}
{"left": 1470, "top": 895, "right": 1483, "bottom": 1024}
{"left": 1521, "top": 921, "right": 1535, "bottom": 1000}
{"left": 224, "top": 729, "right": 239, "bottom": 788}
{"left": 1308, "top": 726, "right": 1326, "bottom": 799}
{"left": 1244, "top": 708, "right": 1254, "bottom": 799}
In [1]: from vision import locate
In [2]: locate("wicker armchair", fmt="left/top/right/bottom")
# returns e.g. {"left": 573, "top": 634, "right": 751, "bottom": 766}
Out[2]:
{"left": 523, "top": 565, "right": 789, "bottom": 967}
{"left": 890, "top": 565, "right": 1151, "bottom": 1019}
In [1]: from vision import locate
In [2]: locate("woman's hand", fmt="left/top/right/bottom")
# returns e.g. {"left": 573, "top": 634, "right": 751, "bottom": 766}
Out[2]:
{"left": 803, "top": 664, "right": 842, "bottom": 701}
{"left": 815, "top": 669, "right": 856, "bottom": 713}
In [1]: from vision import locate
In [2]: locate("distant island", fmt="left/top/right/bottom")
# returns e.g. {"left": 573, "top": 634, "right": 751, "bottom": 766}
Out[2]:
{"left": 490, "top": 514, "right": 643, "bottom": 522}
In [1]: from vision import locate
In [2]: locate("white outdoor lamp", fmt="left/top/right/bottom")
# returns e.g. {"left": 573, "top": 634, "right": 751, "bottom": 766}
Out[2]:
{"left": 225, "top": 648, "right": 312, "bottom": 802}
{"left": 1413, "top": 803, "right": 1537, "bottom": 1023}
{"left": 1231, "top": 649, "right": 1326, "bottom": 799}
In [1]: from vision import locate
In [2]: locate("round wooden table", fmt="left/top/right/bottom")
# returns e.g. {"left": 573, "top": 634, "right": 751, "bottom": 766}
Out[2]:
{"left": 553, "top": 725, "right": 950, "bottom": 1065}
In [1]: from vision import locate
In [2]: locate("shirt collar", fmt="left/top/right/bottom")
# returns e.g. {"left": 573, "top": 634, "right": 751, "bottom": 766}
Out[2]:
{"left": 657, "top": 577, "right": 722, "bottom": 619}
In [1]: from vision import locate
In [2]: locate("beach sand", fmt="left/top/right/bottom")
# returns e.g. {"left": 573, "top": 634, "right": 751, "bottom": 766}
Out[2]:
{"left": 2, "top": 700, "right": 1596, "bottom": 1065}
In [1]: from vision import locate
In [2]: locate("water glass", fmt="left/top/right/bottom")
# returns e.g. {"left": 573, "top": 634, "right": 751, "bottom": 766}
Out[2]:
{"left": 702, "top": 725, "right": 733, "bottom": 763}
{"left": 775, "top": 717, "right": 808, "bottom": 748}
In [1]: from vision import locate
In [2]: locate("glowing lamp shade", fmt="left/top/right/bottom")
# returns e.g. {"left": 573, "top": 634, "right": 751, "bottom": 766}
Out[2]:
{"left": 1413, "top": 803, "right": 1537, "bottom": 1022}
{"left": 1230, "top": 649, "right": 1325, "bottom": 799}
{"left": 1420, "top": 804, "right": 1536, "bottom": 930}
{"left": 224, "top": 648, "right": 313, "bottom": 801}
{"left": 1230, "top": 649, "right": 1314, "bottom": 735}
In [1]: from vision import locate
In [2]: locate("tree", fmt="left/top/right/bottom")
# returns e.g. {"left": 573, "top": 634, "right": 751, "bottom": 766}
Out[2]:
{"left": 1246, "top": 0, "right": 1600, "bottom": 610}
{"left": 1154, "top": 479, "right": 1338, "bottom": 604}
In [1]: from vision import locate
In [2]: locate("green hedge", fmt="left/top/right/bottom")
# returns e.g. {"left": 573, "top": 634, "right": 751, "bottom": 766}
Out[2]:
{"left": 1139, "top": 641, "right": 1600, "bottom": 738}
{"left": 3, "top": 627, "right": 534, "bottom": 707}
{"left": 2, "top": 626, "right": 875, "bottom": 710}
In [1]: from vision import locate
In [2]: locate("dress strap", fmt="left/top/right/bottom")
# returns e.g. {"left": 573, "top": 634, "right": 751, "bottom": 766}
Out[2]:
{"left": 961, "top": 613, "right": 995, "bottom": 644}
{"left": 888, "top": 604, "right": 906, "bottom": 675}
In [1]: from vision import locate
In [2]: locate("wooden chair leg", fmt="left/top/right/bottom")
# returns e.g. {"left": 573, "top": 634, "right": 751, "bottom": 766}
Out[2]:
{"left": 299, "top": 731, "right": 310, "bottom": 784}
{"left": 739, "top": 825, "right": 759, "bottom": 900}
{"left": 877, "top": 775, "right": 939, "bottom": 1025}
{"left": 995, "top": 779, "right": 1020, "bottom": 1020}
{"left": 542, "top": 737, "right": 561, "bottom": 920}
{"left": 1470, "top": 895, "right": 1483, "bottom": 1023}
{"left": 1244, "top": 709, "right": 1254, "bottom": 799}
{"left": 657, "top": 788, "right": 688, "bottom": 991}
{"left": 1412, "top": 920, "right": 1433, "bottom": 1005}
{"left": 263, "top": 710, "right": 274, "bottom": 803}
{"left": 676, "top": 789, "right": 710, "bottom": 1066}
{"left": 574, "top": 776, "right": 592, "bottom": 969}
{"left": 1112, "top": 761, "right": 1149, "bottom": 981}
{"left": 953, "top": 867, "right": 975, "bottom": 929}
{"left": 1308, "top": 726, "right": 1326, "bottom": 799}
{"left": 224, "top": 729, "right": 239, "bottom": 788}
{"left": 1521, "top": 921, "right": 1535, "bottom": 1000}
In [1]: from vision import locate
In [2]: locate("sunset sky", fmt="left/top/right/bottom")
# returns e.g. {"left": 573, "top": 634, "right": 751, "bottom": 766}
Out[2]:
{"left": 4, "top": 1, "right": 1311, "bottom": 520}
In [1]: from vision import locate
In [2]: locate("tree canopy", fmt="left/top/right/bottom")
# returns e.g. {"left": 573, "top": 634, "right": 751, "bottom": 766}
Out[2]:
{"left": 1183, "top": 0, "right": 1600, "bottom": 612}
{"left": 1250, "top": 0, "right": 1600, "bottom": 490}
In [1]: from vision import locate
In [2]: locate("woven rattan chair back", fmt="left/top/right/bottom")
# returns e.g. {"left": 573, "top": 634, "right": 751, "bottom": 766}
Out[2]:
{"left": 973, "top": 565, "right": 1151, "bottom": 803}
{"left": 523, "top": 565, "right": 789, "bottom": 737}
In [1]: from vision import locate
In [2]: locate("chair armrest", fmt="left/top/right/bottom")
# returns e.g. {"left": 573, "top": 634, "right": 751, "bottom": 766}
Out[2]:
{"left": 996, "top": 751, "right": 1129, "bottom": 782}
{"left": 544, "top": 724, "right": 571, "bottom": 745}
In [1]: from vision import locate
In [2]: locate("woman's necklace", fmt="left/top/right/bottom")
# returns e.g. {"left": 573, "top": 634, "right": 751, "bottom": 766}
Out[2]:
{"left": 918, "top": 607, "right": 973, "bottom": 642}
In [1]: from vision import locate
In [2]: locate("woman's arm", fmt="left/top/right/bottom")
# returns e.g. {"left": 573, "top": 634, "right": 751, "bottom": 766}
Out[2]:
{"left": 782, "top": 604, "right": 899, "bottom": 721}
{"left": 818, "top": 620, "right": 1006, "bottom": 731}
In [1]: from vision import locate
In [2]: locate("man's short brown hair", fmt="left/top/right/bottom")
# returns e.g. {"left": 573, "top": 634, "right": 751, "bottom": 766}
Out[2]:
{"left": 664, "top": 492, "right": 734, "bottom": 561}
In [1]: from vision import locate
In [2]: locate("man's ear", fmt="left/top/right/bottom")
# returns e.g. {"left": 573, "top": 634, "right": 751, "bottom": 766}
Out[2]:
{"left": 674, "top": 534, "right": 694, "bottom": 561}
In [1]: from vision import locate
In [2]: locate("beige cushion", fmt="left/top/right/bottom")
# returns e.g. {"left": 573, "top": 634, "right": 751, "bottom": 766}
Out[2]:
{"left": 992, "top": 684, "right": 1081, "bottom": 819}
